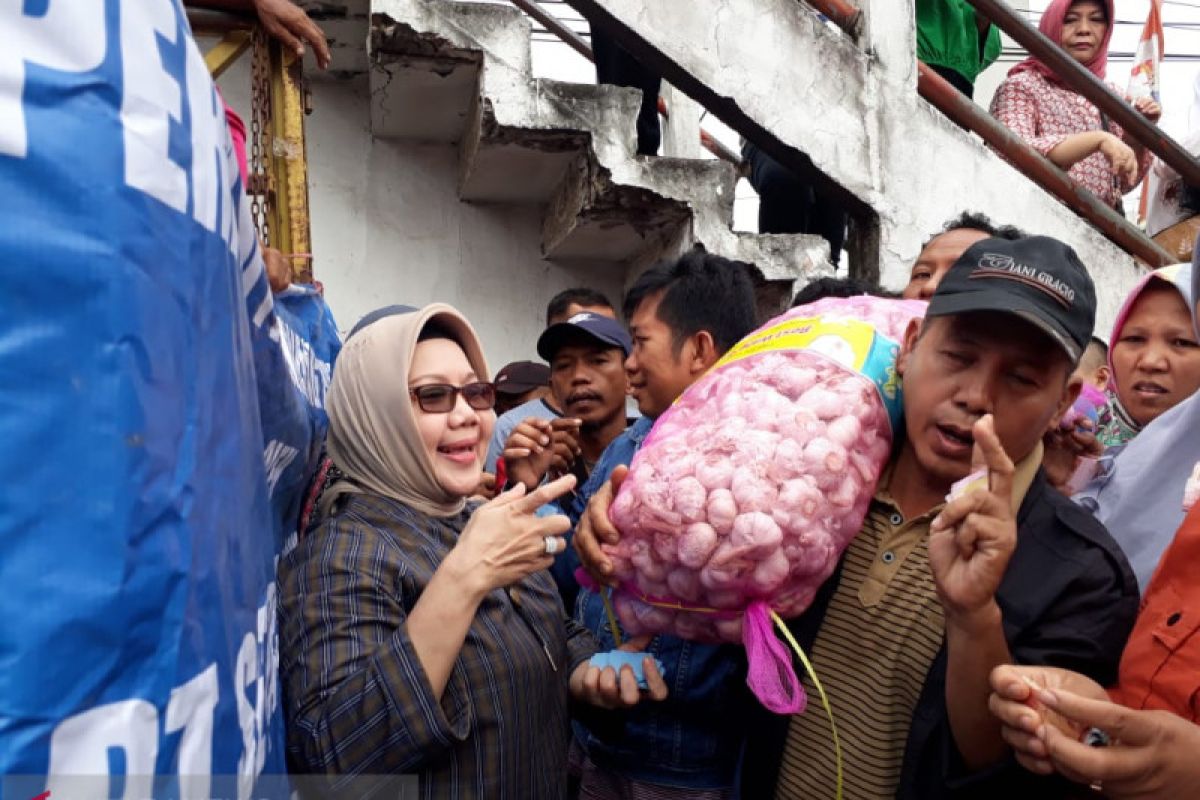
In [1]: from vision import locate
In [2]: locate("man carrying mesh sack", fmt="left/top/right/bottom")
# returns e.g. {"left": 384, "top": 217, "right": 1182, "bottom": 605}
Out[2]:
{"left": 576, "top": 236, "right": 1139, "bottom": 799}
{"left": 550, "top": 249, "right": 761, "bottom": 799}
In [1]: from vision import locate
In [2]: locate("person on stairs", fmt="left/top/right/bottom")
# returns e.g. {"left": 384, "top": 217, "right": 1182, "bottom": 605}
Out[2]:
{"left": 586, "top": 20, "right": 662, "bottom": 156}
{"left": 917, "top": 0, "right": 1002, "bottom": 99}
{"left": 989, "top": 0, "right": 1159, "bottom": 212}
{"left": 740, "top": 141, "right": 848, "bottom": 265}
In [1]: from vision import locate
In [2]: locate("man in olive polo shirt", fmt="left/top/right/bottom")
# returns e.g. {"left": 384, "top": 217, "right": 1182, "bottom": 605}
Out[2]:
{"left": 747, "top": 236, "right": 1140, "bottom": 799}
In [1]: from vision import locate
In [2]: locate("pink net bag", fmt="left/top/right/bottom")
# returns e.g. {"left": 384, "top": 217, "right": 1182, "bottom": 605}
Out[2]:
{"left": 604, "top": 295, "right": 927, "bottom": 711}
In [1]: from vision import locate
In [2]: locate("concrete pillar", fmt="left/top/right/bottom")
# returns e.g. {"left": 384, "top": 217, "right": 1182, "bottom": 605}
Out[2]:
{"left": 659, "top": 82, "right": 705, "bottom": 159}
{"left": 860, "top": 0, "right": 917, "bottom": 92}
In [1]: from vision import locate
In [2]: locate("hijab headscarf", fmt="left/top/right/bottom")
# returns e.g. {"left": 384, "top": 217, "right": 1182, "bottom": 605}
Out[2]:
{"left": 1095, "top": 264, "right": 1197, "bottom": 448}
{"left": 322, "top": 303, "right": 491, "bottom": 519}
{"left": 1009, "top": 0, "right": 1113, "bottom": 84}
{"left": 1077, "top": 257, "right": 1200, "bottom": 590}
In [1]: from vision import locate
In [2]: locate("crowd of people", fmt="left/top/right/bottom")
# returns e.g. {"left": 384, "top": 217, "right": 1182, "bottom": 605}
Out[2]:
{"left": 274, "top": 213, "right": 1200, "bottom": 798}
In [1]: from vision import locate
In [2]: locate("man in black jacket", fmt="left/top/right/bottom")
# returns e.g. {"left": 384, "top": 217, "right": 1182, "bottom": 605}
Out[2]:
{"left": 750, "top": 236, "right": 1138, "bottom": 799}
{"left": 575, "top": 236, "right": 1138, "bottom": 799}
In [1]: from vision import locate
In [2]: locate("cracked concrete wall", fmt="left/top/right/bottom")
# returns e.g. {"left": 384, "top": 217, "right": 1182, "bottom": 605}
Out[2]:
{"left": 217, "top": 62, "right": 625, "bottom": 368}
{"left": 569, "top": 0, "right": 1146, "bottom": 333}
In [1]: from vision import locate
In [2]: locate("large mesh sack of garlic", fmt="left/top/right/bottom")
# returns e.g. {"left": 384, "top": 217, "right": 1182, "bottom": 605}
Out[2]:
{"left": 607, "top": 296, "right": 927, "bottom": 648}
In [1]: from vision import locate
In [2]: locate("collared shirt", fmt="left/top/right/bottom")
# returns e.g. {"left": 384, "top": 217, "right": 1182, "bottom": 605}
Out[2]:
{"left": 1109, "top": 502, "right": 1200, "bottom": 723}
{"left": 776, "top": 445, "right": 1043, "bottom": 799}
{"left": 742, "top": 458, "right": 1137, "bottom": 800}
{"left": 278, "top": 493, "right": 595, "bottom": 799}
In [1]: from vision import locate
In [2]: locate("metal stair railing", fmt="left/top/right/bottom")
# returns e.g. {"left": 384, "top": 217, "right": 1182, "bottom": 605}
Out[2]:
{"left": 506, "top": 0, "right": 743, "bottom": 165}
{"left": 967, "top": 0, "right": 1200, "bottom": 189}
{"left": 812, "top": 0, "right": 1177, "bottom": 264}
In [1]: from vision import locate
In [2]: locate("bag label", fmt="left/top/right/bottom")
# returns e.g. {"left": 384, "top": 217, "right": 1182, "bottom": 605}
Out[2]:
{"left": 712, "top": 316, "right": 903, "bottom": 432}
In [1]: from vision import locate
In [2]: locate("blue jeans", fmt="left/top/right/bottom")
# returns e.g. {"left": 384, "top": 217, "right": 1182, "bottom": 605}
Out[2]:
{"left": 573, "top": 587, "right": 749, "bottom": 789}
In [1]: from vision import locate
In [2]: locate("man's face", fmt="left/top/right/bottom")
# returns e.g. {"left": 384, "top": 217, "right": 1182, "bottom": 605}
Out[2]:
{"left": 549, "top": 303, "right": 617, "bottom": 326}
{"left": 897, "top": 312, "right": 1079, "bottom": 488}
{"left": 902, "top": 228, "right": 992, "bottom": 300}
{"left": 626, "top": 292, "right": 698, "bottom": 418}
{"left": 549, "top": 341, "right": 628, "bottom": 428}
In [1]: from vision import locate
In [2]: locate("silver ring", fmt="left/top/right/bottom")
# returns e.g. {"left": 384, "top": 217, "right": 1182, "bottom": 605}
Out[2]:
{"left": 1089, "top": 780, "right": 1103, "bottom": 793}
{"left": 543, "top": 536, "right": 561, "bottom": 555}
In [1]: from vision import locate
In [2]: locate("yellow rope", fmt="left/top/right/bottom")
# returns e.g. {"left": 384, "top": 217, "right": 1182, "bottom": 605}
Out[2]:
{"left": 770, "top": 609, "right": 844, "bottom": 800}
{"left": 600, "top": 589, "right": 623, "bottom": 648}
{"left": 607, "top": 587, "right": 842, "bottom": 799}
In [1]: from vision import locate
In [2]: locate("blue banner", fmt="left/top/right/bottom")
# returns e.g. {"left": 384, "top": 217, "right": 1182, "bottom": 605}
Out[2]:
{"left": 0, "top": 1, "right": 333, "bottom": 793}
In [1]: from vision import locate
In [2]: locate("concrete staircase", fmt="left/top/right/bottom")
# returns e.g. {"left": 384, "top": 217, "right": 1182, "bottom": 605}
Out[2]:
{"left": 561, "top": 0, "right": 1143, "bottom": 329}
{"left": 296, "top": 0, "right": 1144, "bottom": 334}
{"left": 359, "top": 0, "right": 828, "bottom": 311}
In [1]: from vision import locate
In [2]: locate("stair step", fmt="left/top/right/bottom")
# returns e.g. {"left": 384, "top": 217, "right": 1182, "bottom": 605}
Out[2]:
{"left": 368, "top": 0, "right": 830, "bottom": 288}
{"left": 458, "top": 80, "right": 639, "bottom": 204}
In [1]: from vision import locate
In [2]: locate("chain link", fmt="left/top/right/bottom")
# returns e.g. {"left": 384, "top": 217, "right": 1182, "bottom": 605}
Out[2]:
{"left": 249, "top": 25, "right": 272, "bottom": 246}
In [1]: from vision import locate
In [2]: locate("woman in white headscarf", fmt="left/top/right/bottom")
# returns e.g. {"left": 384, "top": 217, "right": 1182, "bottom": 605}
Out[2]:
{"left": 278, "top": 304, "right": 665, "bottom": 798}
{"left": 1077, "top": 255, "right": 1200, "bottom": 590}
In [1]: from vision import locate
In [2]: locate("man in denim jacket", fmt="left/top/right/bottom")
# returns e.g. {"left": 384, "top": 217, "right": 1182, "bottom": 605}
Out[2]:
{"left": 552, "top": 249, "right": 759, "bottom": 798}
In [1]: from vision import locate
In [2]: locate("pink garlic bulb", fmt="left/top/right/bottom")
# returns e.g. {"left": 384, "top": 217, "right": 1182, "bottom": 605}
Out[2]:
{"left": 678, "top": 522, "right": 719, "bottom": 569}
{"left": 695, "top": 454, "right": 735, "bottom": 491}
{"left": 751, "top": 548, "right": 791, "bottom": 594}
{"left": 729, "top": 511, "right": 784, "bottom": 558}
{"left": 706, "top": 489, "right": 738, "bottom": 535}
{"left": 667, "top": 567, "right": 703, "bottom": 603}
{"left": 673, "top": 476, "right": 708, "bottom": 523}
{"left": 731, "top": 472, "right": 778, "bottom": 514}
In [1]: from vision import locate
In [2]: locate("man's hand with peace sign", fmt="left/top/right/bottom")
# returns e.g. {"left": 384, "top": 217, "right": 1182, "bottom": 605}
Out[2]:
{"left": 929, "top": 413, "right": 1018, "bottom": 622}
{"left": 929, "top": 414, "right": 1022, "bottom": 771}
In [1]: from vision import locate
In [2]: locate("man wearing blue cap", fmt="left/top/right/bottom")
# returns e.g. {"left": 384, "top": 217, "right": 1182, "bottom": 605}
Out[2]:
{"left": 502, "top": 311, "right": 633, "bottom": 498}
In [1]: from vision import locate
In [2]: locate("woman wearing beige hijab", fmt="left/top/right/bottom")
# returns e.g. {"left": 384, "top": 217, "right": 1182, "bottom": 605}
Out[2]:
{"left": 278, "top": 304, "right": 665, "bottom": 798}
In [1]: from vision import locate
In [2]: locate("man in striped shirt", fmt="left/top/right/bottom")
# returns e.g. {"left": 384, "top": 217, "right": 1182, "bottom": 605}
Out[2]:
{"left": 746, "top": 236, "right": 1139, "bottom": 799}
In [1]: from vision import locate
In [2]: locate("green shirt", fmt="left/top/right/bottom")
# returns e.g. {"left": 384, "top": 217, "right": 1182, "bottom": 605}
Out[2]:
{"left": 916, "top": 0, "right": 1002, "bottom": 84}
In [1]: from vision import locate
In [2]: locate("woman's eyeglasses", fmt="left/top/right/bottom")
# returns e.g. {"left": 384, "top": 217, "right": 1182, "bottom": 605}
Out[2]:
{"left": 409, "top": 382, "right": 496, "bottom": 413}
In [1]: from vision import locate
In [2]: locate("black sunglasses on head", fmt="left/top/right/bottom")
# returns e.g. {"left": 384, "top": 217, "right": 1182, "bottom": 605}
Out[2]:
{"left": 409, "top": 382, "right": 496, "bottom": 413}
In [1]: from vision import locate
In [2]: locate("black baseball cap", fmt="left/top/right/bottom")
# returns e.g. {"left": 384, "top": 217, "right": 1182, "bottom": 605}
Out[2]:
{"left": 926, "top": 235, "right": 1096, "bottom": 362}
{"left": 494, "top": 361, "right": 551, "bottom": 395}
{"left": 537, "top": 311, "right": 633, "bottom": 361}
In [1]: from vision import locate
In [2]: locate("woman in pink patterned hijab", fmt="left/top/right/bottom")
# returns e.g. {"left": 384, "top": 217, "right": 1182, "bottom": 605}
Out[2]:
{"left": 989, "top": 0, "right": 1161, "bottom": 211}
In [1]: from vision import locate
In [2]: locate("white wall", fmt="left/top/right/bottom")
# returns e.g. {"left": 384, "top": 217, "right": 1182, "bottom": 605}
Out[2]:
{"left": 215, "top": 57, "right": 624, "bottom": 371}
{"left": 570, "top": 0, "right": 1144, "bottom": 334}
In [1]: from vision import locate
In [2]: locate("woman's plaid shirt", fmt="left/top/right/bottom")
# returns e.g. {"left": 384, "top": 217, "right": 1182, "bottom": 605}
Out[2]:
{"left": 278, "top": 493, "right": 596, "bottom": 799}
